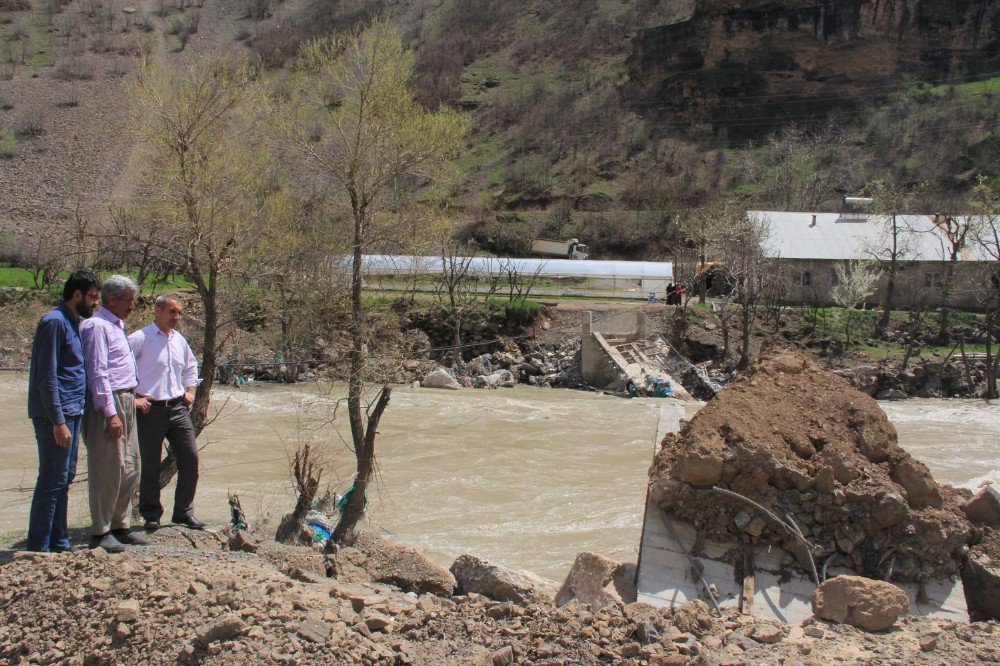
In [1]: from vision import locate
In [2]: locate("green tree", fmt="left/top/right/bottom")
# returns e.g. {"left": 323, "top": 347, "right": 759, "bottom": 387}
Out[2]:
{"left": 275, "top": 20, "right": 467, "bottom": 542}
{"left": 134, "top": 54, "right": 275, "bottom": 442}
{"left": 831, "top": 260, "right": 881, "bottom": 346}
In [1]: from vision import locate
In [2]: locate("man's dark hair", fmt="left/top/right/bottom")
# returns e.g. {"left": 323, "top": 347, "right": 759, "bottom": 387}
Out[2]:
{"left": 63, "top": 269, "right": 101, "bottom": 302}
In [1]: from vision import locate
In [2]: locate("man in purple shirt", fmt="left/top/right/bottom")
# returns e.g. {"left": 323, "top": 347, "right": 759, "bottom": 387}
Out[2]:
{"left": 26, "top": 269, "right": 101, "bottom": 552}
{"left": 129, "top": 294, "right": 204, "bottom": 531}
{"left": 80, "top": 275, "right": 150, "bottom": 553}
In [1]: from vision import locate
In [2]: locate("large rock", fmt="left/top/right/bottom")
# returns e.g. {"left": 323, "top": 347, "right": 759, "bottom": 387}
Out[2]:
{"left": 421, "top": 368, "right": 462, "bottom": 390}
{"left": 449, "top": 554, "right": 557, "bottom": 605}
{"left": 811, "top": 575, "right": 910, "bottom": 632}
{"left": 962, "top": 485, "right": 1000, "bottom": 527}
{"left": 340, "top": 529, "right": 456, "bottom": 595}
{"left": 554, "top": 552, "right": 635, "bottom": 611}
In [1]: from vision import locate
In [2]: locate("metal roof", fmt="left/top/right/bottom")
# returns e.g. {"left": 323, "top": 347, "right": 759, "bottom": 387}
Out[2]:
{"left": 361, "top": 255, "right": 674, "bottom": 279}
{"left": 755, "top": 211, "right": 992, "bottom": 262}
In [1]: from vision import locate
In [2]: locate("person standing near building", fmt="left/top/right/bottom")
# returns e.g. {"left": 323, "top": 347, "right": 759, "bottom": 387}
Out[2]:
{"left": 129, "top": 294, "right": 204, "bottom": 531}
{"left": 26, "top": 270, "right": 101, "bottom": 553}
{"left": 80, "top": 275, "right": 150, "bottom": 552}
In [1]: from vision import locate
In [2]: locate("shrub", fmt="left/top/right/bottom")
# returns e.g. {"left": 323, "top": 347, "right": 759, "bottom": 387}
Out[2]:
{"left": 54, "top": 57, "right": 95, "bottom": 81}
{"left": 0, "top": 128, "right": 16, "bottom": 159}
{"left": 0, "top": 0, "right": 31, "bottom": 10}
{"left": 14, "top": 105, "right": 44, "bottom": 136}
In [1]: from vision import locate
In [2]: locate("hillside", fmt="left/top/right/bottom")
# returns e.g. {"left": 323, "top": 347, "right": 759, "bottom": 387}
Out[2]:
{"left": 1, "top": 0, "right": 998, "bottom": 260}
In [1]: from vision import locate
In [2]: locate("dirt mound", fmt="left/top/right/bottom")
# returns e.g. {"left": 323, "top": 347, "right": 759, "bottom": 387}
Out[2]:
{"left": 649, "top": 350, "right": 972, "bottom": 581}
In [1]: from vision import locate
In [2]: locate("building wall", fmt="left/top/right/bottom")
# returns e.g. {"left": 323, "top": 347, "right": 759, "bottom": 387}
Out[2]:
{"left": 779, "top": 259, "right": 994, "bottom": 311}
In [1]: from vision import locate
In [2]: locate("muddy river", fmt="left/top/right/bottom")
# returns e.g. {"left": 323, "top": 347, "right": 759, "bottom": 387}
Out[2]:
{"left": 1, "top": 373, "right": 997, "bottom": 579}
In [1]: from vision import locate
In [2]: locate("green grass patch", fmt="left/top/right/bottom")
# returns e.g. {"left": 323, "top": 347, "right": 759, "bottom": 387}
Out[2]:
{"left": 0, "top": 127, "right": 15, "bottom": 158}
{"left": 924, "top": 76, "right": 1000, "bottom": 97}
{"left": 0, "top": 8, "right": 55, "bottom": 68}
{"left": 0, "top": 266, "right": 193, "bottom": 295}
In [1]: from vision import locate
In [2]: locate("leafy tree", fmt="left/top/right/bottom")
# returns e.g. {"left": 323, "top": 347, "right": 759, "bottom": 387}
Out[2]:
{"left": 133, "top": 54, "right": 277, "bottom": 485}
{"left": 274, "top": 19, "right": 467, "bottom": 542}
{"left": 831, "top": 260, "right": 881, "bottom": 346}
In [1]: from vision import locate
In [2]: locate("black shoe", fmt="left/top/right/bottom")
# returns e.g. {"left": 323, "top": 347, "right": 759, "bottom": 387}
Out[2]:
{"left": 51, "top": 544, "right": 78, "bottom": 554}
{"left": 144, "top": 520, "right": 160, "bottom": 532}
{"left": 89, "top": 533, "right": 125, "bottom": 554}
{"left": 172, "top": 515, "right": 205, "bottom": 530}
{"left": 111, "top": 529, "right": 150, "bottom": 546}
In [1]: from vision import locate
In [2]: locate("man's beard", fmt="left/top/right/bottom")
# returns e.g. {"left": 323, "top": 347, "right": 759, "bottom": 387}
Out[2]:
{"left": 77, "top": 301, "right": 95, "bottom": 318}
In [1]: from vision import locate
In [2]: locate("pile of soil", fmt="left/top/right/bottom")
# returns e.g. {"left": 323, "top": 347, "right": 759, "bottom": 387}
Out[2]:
{"left": 649, "top": 350, "right": 972, "bottom": 582}
{"left": 3, "top": 528, "right": 999, "bottom": 665}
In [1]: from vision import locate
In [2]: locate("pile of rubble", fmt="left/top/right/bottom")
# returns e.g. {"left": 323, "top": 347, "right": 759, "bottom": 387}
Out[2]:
{"left": 649, "top": 351, "right": 973, "bottom": 583}
{"left": 3, "top": 526, "right": 999, "bottom": 665}
{"left": 833, "top": 358, "right": 991, "bottom": 399}
{"left": 419, "top": 339, "right": 586, "bottom": 391}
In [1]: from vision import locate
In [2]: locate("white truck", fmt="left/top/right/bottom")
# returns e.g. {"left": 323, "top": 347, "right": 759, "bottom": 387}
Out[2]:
{"left": 530, "top": 238, "right": 590, "bottom": 260}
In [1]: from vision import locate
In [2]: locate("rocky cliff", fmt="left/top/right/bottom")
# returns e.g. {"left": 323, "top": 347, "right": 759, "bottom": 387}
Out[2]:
{"left": 625, "top": 0, "right": 1000, "bottom": 137}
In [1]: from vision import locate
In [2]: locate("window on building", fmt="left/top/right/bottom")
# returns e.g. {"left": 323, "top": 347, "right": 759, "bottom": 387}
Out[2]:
{"left": 795, "top": 270, "right": 813, "bottom": 287}
{"left": 924, "top": 271, "right": 943, "bottom": 289}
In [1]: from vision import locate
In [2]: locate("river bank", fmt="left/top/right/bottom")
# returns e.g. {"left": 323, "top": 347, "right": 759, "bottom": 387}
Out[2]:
{"left": 4, "top": 286, "right": 996, "bottom": 400}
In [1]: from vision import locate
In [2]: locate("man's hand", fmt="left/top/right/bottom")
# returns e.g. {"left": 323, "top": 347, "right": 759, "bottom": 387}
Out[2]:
{"left": 52, "top": 423, "right": 72, "bottom": 448}
{"left": 105, "top": 414, "right": 123, "bottom": 440}
{"left": 134, "top": 396, "right": 151, "bottom": 414}
{"left": 183, "top": 388, "right": 195, "bottom": 407}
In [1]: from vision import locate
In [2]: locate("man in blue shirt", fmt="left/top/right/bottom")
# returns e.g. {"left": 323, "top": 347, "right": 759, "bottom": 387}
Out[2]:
{"left": 26, "top": 269, "right": 101, "bottom": 552}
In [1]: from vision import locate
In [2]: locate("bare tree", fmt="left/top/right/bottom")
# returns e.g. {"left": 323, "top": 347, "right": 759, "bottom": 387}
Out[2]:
{"left": 737, "top": 124, "right": 864, "bottom": 210}
{"left": 273, "top": 20, "right": 467, "bottom": 543}
{"left": 714, "top": 208, "right": 775, "bottom": 369}
{"left": 925, "top": 211, "right": 980, "bottom": 344}
{"left": 971, "top": 177, "right": 1000, "bottom": 399}
{"left": 433, "top": 242, "right": 501, "bottom": 364}
{"left": 864, "top": 180, "right": 915, "bottom": 337}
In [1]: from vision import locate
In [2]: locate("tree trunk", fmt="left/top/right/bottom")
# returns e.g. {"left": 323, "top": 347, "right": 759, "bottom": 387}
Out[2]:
{"left": 332, "top": 206, "right": 393, "bottom": 544}
{"left": 698, "top": 243, "right": 707, "bottom": 305}
{"left": 875, "top": 272, "right": 895, "bottom": 337}
{"left": 190, "top": 276, "right": 217, "bottom": 436}
{"left": 738, "top": 303, "right": 752, "bottom": 370}
{"left": 160, "top": 268, "right": 216, "bottom": 491}
{"left": 986, "top": 305, "right": 999, "bottom": 400}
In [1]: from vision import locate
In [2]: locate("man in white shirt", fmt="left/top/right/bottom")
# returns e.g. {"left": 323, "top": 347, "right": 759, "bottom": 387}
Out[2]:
{"left": 129, "top": 294, "right": 204, "bottom": 531}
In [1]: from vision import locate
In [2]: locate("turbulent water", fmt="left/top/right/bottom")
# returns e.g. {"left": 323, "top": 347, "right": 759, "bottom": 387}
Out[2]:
{"left": 1, "top": 372, "right": 997, "bottom": 579}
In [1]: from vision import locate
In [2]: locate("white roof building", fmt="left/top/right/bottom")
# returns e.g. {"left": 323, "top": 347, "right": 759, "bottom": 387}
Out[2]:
{"left": 361, "top": 255, "right": 674, "bottom": 280}
{"left": 753, "top": 211, "right": 993, "bottom": 263}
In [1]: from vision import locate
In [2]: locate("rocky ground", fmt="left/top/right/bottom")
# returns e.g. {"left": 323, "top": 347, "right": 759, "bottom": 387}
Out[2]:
{"left": 2, "top": 525, "right": 999, "bottom": 666}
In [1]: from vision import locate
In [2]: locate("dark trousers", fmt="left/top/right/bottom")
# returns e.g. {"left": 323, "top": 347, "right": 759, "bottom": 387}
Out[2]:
{"left": 27, "top": 415, "right": 82, "bottom": 552}
{"left": 137, "top": 402, "right": 199, "bottom": 522}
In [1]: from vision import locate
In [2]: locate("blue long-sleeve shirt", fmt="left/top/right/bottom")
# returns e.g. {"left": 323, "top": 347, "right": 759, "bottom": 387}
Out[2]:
{"left": 27, "top": 304, "right": 87, "bottom": 425}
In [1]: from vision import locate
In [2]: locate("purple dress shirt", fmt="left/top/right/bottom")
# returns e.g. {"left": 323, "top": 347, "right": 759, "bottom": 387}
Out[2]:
{"left": 80, "top": 306, "right": 138, "bottom": 418}
{"left": 128, "top": 323, "right": 201, "bottom": 401}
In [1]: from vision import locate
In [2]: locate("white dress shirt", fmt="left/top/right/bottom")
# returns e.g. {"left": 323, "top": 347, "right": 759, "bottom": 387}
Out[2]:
{"left": 128, "top": 323, "right": 201, "bottom": 401}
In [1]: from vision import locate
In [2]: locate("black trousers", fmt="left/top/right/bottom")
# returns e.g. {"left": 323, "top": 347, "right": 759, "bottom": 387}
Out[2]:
{"left": 137, "top": 402, "right": 199, "bottom": 522}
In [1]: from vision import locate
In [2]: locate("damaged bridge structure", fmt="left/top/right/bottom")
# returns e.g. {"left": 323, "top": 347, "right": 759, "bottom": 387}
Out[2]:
{"left": 579, "top": 311, "right": 716, "bottom": 400}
